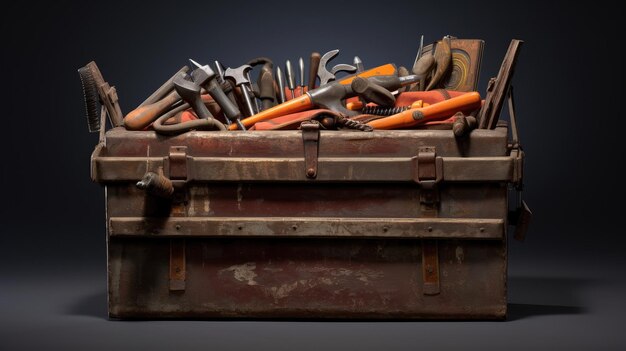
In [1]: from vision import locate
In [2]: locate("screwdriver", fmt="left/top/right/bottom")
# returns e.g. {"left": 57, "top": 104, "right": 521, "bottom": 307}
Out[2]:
{"left": 299, "top": 57, "right": 305, "bottom": 95}
{"left": 285, "top": 60, "right": 296, "bottom": 99}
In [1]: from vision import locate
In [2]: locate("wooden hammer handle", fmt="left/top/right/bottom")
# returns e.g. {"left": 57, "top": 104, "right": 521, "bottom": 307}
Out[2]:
{"left": 367, "top": 92, "right": 482, "bottom": 130}
{"left": 123, "top": 91, "right": 181, "bottom": 130}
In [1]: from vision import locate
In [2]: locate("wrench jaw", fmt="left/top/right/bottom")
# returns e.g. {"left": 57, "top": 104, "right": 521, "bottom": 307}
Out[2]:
{"left": 316, "top": 49, "right": 358, "bottom": 86}
{"left": 189, "top": 59, "right": 216, "bottom": 85}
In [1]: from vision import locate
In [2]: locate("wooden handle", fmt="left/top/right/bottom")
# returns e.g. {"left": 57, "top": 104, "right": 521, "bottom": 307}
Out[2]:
{"left": 367, "top": 92, "right": 482, "bottom": 130}
{"left": 308, "top": 52, "right": 321, "bottom": 90}
{"left": 123, "top": 91, "right": 180, "bottom": 130}
{"left": 228, "top": 94, "right": 313, "bottom": 130}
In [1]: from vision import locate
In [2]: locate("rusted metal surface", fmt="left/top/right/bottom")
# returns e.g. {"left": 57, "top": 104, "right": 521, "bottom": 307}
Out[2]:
{"left": 107, "top": 184, "right": 507, "bottom": 219}
{"left": 99, "top": 127, "right": 509, "bottom": 158}
{"left": 109, "top": 217, "right": 504, "bottom": 239}
{"left": 99, "top": 127, "right": 517, "bottom": 319}
{"left": 93, "top": 154, "right": 518, "bottom": 183}
{"left": 108, "top": 238, "right": 506, "bottom": 319}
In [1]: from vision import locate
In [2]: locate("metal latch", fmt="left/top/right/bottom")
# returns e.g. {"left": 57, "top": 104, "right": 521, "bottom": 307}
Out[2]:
{"left": 137, "top": 146, "right": 190, "bottom": 199}
{"left": 412, "top": 146, "right": 443, "bottom": 209}
{"left": 301, "top": 121, "right": 321, "bottom": 179}
{"left": 166, "top": 146, "right": 189, "bottom": 188}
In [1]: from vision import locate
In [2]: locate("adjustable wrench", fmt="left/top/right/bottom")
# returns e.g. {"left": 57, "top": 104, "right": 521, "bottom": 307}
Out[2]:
{"left": 317, "top": 49, "right": 357, "bottom": 86}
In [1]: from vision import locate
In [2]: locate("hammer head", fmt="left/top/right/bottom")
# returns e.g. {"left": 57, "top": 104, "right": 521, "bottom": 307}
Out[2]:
{"left": 224, "top": 65, "right": 252, "bottom": 86}
{"left": 189, "top": 59, "right": 216, "bottom": 86}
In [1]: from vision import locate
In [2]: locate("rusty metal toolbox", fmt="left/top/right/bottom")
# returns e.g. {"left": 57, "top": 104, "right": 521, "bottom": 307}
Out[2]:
{"left": 91, "top": 119, "right": 525, "bottom": 320}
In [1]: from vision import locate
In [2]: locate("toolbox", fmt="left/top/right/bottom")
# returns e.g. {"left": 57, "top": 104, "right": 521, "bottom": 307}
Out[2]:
{"left": 91, "top": 115, "right": 526, "bottom": 319}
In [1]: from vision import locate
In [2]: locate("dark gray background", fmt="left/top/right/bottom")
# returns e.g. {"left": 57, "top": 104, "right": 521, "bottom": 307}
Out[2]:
{"left": 1, "top": 1, "right": 624, "bottom": 350}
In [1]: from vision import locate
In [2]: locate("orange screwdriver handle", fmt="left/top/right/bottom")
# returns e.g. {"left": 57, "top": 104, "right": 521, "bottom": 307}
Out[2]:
{"left": 228, "top": 94, "right": 313, "bottom": 130}
{"left": 367, "top": 92, "right": 482, "bottom": 130}
{"left": 123, "top": 91, "right": 181, "bottom": 130}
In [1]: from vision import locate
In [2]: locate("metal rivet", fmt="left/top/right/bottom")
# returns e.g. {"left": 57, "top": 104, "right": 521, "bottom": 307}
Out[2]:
{"left": 238, "top": 226, "right": 243, "bottom": 230}
{"left": 306, "top": 168, "right": 315, "bottom": 177}
{"left": 292, "top": 225, "right": 298, "bottom": 230}
{"left": 480, "top": 227, "right": 485, "bottom": 232}
{"left": 175, "top": 224, "right": 181, "bottom": 230}
{"left": 427, "top": 226, "right": 433, "bottom": 232}
{"left": 382, "top": 226, "right": 389, "bottom": 233}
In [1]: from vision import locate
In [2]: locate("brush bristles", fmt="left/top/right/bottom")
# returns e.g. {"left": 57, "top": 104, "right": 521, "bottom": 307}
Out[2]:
{"left": 78, "top": 66, "right": 101, "bottom": 132}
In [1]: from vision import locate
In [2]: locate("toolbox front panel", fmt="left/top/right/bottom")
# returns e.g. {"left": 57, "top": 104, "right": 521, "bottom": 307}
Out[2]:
{"left": 108, "top": 237, "right": 506, "bottom": 319}
{"left": 106, "top": 182, "right": 507, "bottom": 319}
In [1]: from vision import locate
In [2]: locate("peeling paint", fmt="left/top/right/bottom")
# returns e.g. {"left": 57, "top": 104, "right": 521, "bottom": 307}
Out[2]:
{"left": 269, "top": 281, "right": 299, "bottom": 301}
{"left": 455, "top": 246, "right": 464, "bottom": 264}
{"left": 330, "top": 268, "right": 352, "bottom": 277}
{"left": 204, "top": 194, "right": 210, "bottom": 213}
{"left": 263, "top": 267, "right": 283, "bottom": 273}
{"left": 236, "top": 183, "right": 243, "bottom": 210}
{"left": 319, "top": 277, "right": 333, "bottom": 285}
{"left": 355, "top": 269, "right": 384, "bottom": 284}
{"left": 220, "top": 262, "right": 258, "bottom": 285}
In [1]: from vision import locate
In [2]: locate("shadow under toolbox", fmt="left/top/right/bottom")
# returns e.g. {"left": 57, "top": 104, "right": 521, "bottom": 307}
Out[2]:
{"left": 91, "top": 122, "right": 526, "bottom": 319}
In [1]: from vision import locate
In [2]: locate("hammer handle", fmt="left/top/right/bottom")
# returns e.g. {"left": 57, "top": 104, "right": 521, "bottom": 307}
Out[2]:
{"left": 367, "top": 92, "right": 481, "bottom": 130}
{"left": 308, "top": 52, "right": 321, "bottom": 90}
{"left": 228, "top": 94, "right": 313, "bottom": 130}
{"left": 123, "top": 91, "right": 181, "bottom": 130}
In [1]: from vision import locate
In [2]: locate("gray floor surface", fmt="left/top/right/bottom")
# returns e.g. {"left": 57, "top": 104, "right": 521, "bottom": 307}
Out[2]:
{"left": 2, "top": 247, "right": 624, "bottom": 351}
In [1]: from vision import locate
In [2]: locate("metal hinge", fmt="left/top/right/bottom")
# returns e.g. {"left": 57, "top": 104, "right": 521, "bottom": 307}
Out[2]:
{"left": 301, "top": 121, "right": 321, "bottom": 179}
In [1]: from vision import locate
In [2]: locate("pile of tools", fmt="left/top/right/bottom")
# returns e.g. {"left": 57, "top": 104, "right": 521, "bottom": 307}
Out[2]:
{"left": 79, "top": 36, "right": 522, "bottom": 137}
